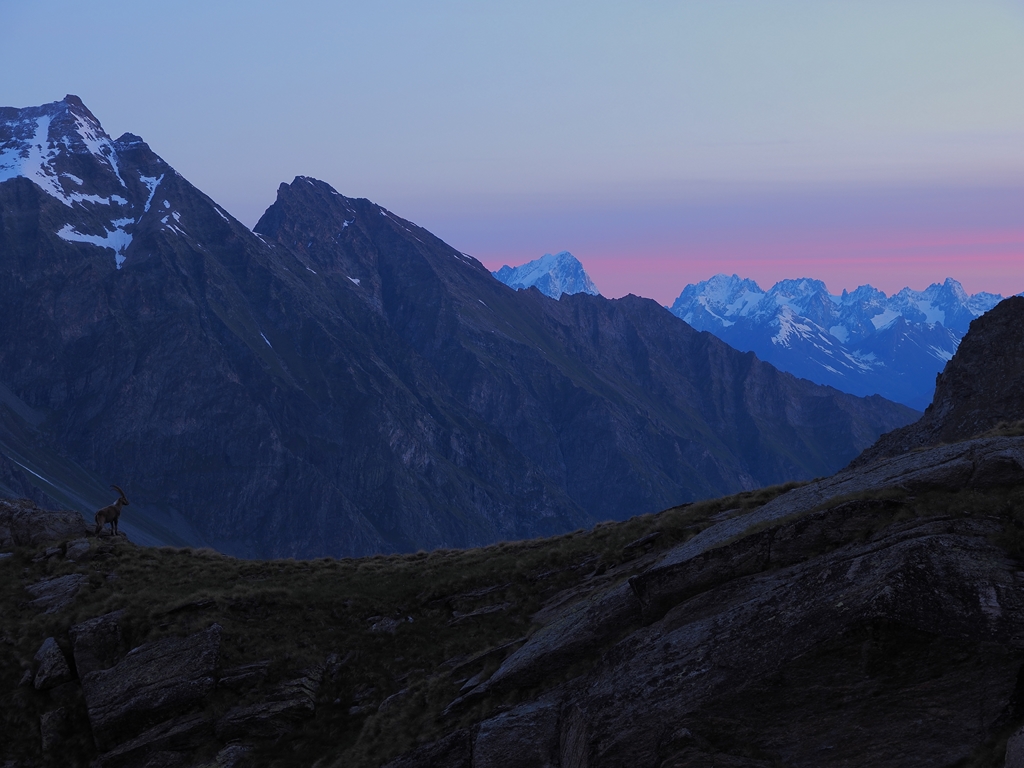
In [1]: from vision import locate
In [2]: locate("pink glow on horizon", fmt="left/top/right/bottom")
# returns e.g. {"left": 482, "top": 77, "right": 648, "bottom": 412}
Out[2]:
{"left": 480, "top": 228, "right": 1024, "bottom": 305}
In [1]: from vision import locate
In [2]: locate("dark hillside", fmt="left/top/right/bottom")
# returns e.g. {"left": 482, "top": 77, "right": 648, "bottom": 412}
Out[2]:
{"left": 0, "top": 97, "right": 917, "bottom": 558}
{"left": 4, "top": 431, "right": 1024, "bottom": 766}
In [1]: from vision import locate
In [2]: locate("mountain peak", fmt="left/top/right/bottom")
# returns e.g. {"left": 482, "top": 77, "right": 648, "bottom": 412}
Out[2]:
{"left": 0, "top": 95, "right": 128, "bottom": 206}
{"left": 669, "top": 273, "right": 1005, "bottom": 408}
{"left": 0, "top": 97, "right": 187, "bottom": 270}
{"left": 492, "top": 250, "right": 600, "bottom": 298}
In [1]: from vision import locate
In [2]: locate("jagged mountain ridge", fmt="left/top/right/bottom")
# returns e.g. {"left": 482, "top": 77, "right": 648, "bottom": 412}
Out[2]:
{"left": 492, "top": 250, "right": 600, "bottom": 298}
{"left": 853, "top": 295, "right": 1024, "bottom": 467}
{"left": 0, "top": 96, "right": 916, "bottom": 558}
{"left": 670, "top": 274, "right": 1003, "bottom": 409}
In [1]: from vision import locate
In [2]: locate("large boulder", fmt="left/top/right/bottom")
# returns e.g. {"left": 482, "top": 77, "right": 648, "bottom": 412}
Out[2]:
{"left": 215, "top": 665, "right": 323, "bottom": 740}
{"left": 69, "top": 610, "right": 126, "bottom": 677}
{"left": 0, "top": 498, "right": 89, "bottom": 548}
{"left": 33, "top": 637, "right": 73, "bottom": 690}
{"left": 26, "top": 573, "right": 87, "bottom": 613}
{"left": 80, "top": 624, "right": 221, "bottom": 750}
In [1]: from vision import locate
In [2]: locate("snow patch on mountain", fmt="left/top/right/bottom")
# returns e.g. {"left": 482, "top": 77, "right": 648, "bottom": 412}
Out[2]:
{"left": 0, "top": 115, "right": 117, "bottom": 207}
{"left": 492, "top": 251, "right": 600, "bottom": 299}
{"left": 870, "top": 309, "right": 900, "bottom": 330}
{"left": 57, "top": 218, "right": 134, "bottom": 268}
{"left": 140, "top": 174, "right": 164, "bottom": 213}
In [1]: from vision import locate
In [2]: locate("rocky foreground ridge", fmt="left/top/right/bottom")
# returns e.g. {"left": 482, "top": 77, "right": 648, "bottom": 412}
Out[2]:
{"left": 4, "top": 428, "right": 1024, "bottom": 767}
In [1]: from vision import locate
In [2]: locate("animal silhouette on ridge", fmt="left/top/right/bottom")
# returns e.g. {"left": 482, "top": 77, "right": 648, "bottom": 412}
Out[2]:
{"left": 95, "top": 485, "right": 129, "bottom": 536}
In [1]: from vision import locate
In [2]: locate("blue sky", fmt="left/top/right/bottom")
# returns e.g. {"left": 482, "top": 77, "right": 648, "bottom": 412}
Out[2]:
{"left": 2, "top": 1, "right": 1022, "bottom": 301}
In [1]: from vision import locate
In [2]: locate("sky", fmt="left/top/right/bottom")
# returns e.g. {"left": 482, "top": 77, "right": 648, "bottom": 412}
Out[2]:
{"left": 1, "top": 1, "right": 1022, "bottom": 304}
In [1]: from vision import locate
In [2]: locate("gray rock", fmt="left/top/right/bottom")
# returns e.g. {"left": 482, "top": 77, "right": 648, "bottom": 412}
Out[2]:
{"left": 213, "top": 743, "right": 251, "bottom": 767}
{"left": 94, "top": 713, "right": 212, "bottom": 768}
{"left": 377, "top": 688, "right": 408, "bottom": 714}
{"left": 218, "top": 660, "right": 269, "bottom": 692}
{"left": 64, "top": 537, "right": 91, "bottom": 561}
{"left": 33, "top": 637, "right": 72, "bottom": 690}
{"left": 473, "top": 696, "right": 561, "bottom": 768}
{"left": 0, "top": 499, "right": 89, "bottom": 548}
{"left": 26, "top": 573, "right": 87, "bottom": 613}
{"left": 465, "top": 581, "right": 639, "bottom": 700}
{"left": 215, "top": 665, "right": 322, "bottom": 740}
{"left": 39, "top": 707, "right": 66, "bottom": 752}
{"left": 371, "top": 617, "right": 401, "bottom": 634}
{"left": 70, "top": 610, "right": 126, "bottom": 677}
{"left": 81, "top": 624, "right": 221, "bottom": 750}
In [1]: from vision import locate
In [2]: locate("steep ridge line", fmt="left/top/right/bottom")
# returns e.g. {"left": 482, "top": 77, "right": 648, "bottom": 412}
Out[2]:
{"left": 0, "top": 96, "right": 917, "bottom": 557}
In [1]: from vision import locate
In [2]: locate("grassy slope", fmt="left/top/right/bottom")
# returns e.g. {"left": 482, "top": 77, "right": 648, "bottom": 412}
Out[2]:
{"left": 3, "top": 479, "right": 1024, "bottom": 767}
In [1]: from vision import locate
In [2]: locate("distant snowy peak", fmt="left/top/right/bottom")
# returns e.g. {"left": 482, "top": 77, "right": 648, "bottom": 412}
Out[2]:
{"left": 671, "top": 274, "right": 1002, "bottom": 340}
{"left": 669, "top": 273, "right": 1008, "bottom": 409}
{"left": 493, "top": 251, "right": 600, "bottom": 299}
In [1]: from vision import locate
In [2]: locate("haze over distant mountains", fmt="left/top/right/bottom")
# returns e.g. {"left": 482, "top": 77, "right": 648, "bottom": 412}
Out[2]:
{"left": 669, "top": 275, "right": 1003, "bottom": 409}
{"left": 0, "top": 96, "right": 917, "bottom": 558}
{"left": 492, "top": 251, "right": 600, "bottom": 298}
{"left": 489, "top": 250, "right": 998, "bottom": 410}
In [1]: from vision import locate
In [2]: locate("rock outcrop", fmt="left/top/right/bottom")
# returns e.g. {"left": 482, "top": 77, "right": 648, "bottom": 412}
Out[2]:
{"left": 81, "top": 623, "right": 222, "bottom": 750}
{"left": 70, "top": 610, "right": 126, "bottom": 677}
{"left": 215, "top": 665, "right": 323, "bottom": 740}
{"left": 854, "top": 295, "right": 1024, "bottom": 466}
{"left": 386, "top": 436, "right": 1024, "bottom": 767}
{"left": 26, "top": 573, "right": 88, "bottom": 614}
{"left": 0, "top": 498, "right": 88, "bottom": 549}
{"left": 32, "top": 638, "right": 72, "bottom": 691}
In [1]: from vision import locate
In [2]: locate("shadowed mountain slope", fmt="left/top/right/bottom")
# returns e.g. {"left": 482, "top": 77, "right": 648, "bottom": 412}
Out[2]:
{"left": 0, "top": 96, "right": 917, "bottom": 557}
{"left": 853, "top": 295, "right": 1024, "bottom": 467}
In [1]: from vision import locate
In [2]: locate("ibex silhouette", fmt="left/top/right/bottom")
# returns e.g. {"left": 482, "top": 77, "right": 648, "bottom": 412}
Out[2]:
{"left": 95, "top": 485, "right": 129, "bottom": 536}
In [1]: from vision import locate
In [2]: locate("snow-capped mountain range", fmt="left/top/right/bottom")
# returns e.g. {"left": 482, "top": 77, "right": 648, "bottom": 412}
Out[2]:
{"left": 492, "top": 251, "right": 600, "bottom": 298}
{"left": 670, "top": 274, "right": 1004, "bottom": 409}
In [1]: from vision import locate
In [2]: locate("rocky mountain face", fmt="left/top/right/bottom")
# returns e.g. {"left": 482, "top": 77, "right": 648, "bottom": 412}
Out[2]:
{"left": 0, "top": 97, "right": 916, "bottom": 558}
{"left": 670, "top": 273, "right": 1003, "bottom": 409}
{"left": 492, "top": 251, "right": 600, "bottom": 298}
{"left": 853, "top": 295, "right": 1024, "bottom": 467}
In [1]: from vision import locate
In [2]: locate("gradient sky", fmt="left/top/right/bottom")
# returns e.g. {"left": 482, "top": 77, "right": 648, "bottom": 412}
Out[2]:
{"left": 1, "top": 1, "right": 1022, "bottom": 303}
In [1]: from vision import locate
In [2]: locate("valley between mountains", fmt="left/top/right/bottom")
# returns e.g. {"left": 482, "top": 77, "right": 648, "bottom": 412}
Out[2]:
{"left": 0, "top": 96, "right": 917, "bottom": 559}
